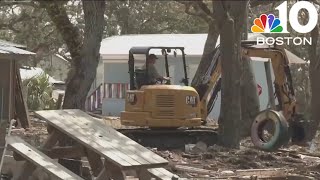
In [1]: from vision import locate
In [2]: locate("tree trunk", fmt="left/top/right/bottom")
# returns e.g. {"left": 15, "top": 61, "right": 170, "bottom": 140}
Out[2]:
{"left": 191, "top": 22, "right": 219, "bottom": 90}
{"left": 242, "top": 5, "right": 248, "bottom": 40}
{"left": 239, "top": 3, "right": 260, "bottom": 137}
{"left": 218, "top": 15, "right": 241, "bottom": 148}
{"left": 215, "top": 1, "right": 248, "bottom": 148}
{"left": 240, "top": 56, "right": 260, "bottom": 137}
{"left": 63, "top": 1, "right": 106, "bottom": 110}
{"left": 307, "top": 24, "right": 320, "bottom": 141}
{"left": 40, "top": 0, "right": 106, "bottom": 174}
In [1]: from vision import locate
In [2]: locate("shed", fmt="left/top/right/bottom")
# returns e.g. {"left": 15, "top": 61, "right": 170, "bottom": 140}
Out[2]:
{"left": 0, "top": 39, "right": 35, "bottom": 159}
{"left": 88, "top": 33, "right": 305, "bottom": 118}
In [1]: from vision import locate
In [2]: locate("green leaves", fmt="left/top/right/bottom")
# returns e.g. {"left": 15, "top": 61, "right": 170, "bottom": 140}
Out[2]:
{"left": 24, "top": 73, "right": 56, "bottom": 110}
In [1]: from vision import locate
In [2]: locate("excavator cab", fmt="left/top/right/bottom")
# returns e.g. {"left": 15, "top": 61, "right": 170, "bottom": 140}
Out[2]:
{"left": 121, "top": 46, "right": 202, "bottom": 128}
{"left": 128, "top": 47, "right": 189, "bottom": 89}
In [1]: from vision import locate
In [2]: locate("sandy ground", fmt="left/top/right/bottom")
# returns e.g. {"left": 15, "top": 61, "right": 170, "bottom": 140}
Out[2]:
{"left": 4, "top": 115, "right": 320, "bottom": 179}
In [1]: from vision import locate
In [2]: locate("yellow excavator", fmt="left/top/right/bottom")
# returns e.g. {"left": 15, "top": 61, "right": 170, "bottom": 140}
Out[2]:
{"left": 119, "top": 42, "right": 306, "bottom": 150}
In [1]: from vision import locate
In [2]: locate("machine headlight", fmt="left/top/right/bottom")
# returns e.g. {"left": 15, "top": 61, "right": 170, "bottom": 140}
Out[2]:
{"left": 186, "top": 95, "right": 197, "bottom": 106}
{"left": 127, "top": 93, "right": 137, "bottom": 105}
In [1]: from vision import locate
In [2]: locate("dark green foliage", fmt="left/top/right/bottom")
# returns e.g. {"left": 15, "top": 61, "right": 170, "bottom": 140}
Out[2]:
{"left": 23, "top": 73, "right": 56, "bottom": 110}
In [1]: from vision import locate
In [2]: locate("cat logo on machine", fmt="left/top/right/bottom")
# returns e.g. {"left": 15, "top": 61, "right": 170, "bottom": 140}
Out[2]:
{"left": 186, "top": 96, "right": 197, "bottom": 106}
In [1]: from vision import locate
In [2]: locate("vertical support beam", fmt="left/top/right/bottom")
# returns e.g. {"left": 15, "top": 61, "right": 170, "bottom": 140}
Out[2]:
{"left": 56, "top": 94, "right": 64, "bottom": 110}
{"left": 42, "top": 129, "right": 60, "bottom": 149}
{"left": 0, "top": 59, "right": 13, "bottom": 169}
{"left": 85, "top": 148, "right": 103, "bottom": 177}
{"left": 264, "top": 60, "right": 276, "bottom": 110}
{"left": 103, "top": 159, "right": 126, "bottom": 180}
{"left": 14, "top": 162, "right": 37, "bottom": 180}
{"left": 15, "top": 64, "right": 30, "bottom": 128}
{"left": 9, "top": 60, "right": 13, "bottom": 121}
{"left": 137, "top": 169, "right": 152, "bottom": 180}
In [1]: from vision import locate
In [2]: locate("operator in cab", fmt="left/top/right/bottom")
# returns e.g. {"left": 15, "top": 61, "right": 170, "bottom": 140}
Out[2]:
{"left": 142, "top": 54, "right": 170, "bottom": 84}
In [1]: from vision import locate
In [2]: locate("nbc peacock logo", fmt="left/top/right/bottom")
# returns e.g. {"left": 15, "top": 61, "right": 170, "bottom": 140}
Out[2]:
{"left": 251, "top": 14, "right": 283, "bottom": 33}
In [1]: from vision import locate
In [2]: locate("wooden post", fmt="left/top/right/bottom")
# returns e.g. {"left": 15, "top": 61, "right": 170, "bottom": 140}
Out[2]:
{"left": 0, "top": 87, "right": 5, "bottom": 167}
{"left": 0, "top": 59, "right": 13, "bottom": 168}
{"left": 85, "top": 148, "right": 103, "bottom": 176}
{"left": 137, "top": 169, "right": 152, "bottom": 180}
{"left": 102, "top": 159, "right": 126, "bottom": 180}
{"left": 264, "top": 60, "right": 276, "bottom": 110}
{"left": 8, "top": 61, "right": 12, "bottom": 121}
{"left": 15, "top": 65, "right": 30, "bottom": 128}
{"left": 56, "top": 94, "right": 63, "bottom": 110}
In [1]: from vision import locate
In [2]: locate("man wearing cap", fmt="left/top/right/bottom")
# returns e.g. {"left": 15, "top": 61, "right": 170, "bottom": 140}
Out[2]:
{"left": 142, "top": 54, "right": 170, "bottom": 84}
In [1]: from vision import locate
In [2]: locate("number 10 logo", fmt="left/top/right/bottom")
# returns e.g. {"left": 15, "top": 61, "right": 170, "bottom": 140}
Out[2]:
{"left": 251, "top": 1, "right": 318, "bottom": 34}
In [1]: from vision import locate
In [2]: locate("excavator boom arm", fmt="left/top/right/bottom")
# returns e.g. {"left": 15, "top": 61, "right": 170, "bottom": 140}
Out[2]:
{"left": 198, "top": 45, "right": 296, "bottom": 123}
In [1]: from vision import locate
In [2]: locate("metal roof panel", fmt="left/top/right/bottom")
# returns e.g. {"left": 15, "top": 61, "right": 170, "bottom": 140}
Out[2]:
{"left": 0, "top": 45, "right": 35, "bottom": 55}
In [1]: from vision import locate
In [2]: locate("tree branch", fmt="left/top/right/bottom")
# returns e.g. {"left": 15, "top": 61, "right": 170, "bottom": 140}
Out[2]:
{"left": 176, "top": 1, "right": 213, "bottom": 23}
{"left": 0, "top": 1, "right": 39, "bottom": 8}
{"left": 249, "top": 0, "right": 279, "bottom": 8}
{"left": 0, "top": 11, "right": 34, "bottom": 33}
{"left": 196, "top": 1, "right": 212, "bottom": 15}
{"left": 38, "top": 1, "right": 83, "bottom": 61}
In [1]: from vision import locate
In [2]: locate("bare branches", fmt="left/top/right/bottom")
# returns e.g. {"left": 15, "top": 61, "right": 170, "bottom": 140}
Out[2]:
{"left": 176, "top": 1, "right": 214, "bottom": 23}
{"left": 0, "top": 10, "right": 36, "bottom": 33}
{"left": 249, "top": 0, "right": 279, "bottom": 8}
{"left": 0, "top": 1, "right": 39, "bottom": 8}
{"left": 38, "top": 1, "right": 83, "bottom": 61}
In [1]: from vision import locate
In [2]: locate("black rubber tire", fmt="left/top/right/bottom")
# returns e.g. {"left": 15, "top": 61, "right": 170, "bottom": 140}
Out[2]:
{"left": 251, "top": 110, "right": 289, "bottom": 151}
{"left": 272, "top": 114, "right": 290, "bottom": 149}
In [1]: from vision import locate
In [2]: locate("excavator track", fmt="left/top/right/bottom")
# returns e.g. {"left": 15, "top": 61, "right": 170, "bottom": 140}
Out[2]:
{"left": 117, "top": 127, "right": 218, "bottom": 150}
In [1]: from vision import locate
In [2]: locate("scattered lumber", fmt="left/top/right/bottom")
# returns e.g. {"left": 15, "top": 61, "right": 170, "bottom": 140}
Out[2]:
{"left": 171, "top": 164, "right": 296, "bottom": 179}
{"left": 235, "top": 168, "right": 289, "bottom": 178}
{"left": 279, "top": 148, "right": 320, "bottom": 158}
{"left": 172, "top": 164, "right": 214, "bottom": 175}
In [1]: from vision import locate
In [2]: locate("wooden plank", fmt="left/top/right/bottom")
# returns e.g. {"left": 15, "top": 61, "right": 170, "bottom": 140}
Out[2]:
{"left": 43, "top": 110, "right": 140, "bottom": 167}
{"left": 148, "top": 168, "right": 167, "bottom": 179}
{"left": 35, "top": 110, "right": 168, "bottom": 169}
{"left": 137, "top": 169, "right": 152, "bottom": 180}
{"left": 7, "top": 136, "right": 84, "bottom": 180}
{"left": 14, "top": 161, "right": 37, "bottom": 180}
{"left": 12, "top": 146, "right": 86, "bottom": 161}
{"left": 36, "top": 111, "right": 141, "bottom": 168}
{"left": 147, "top": 168, "right": 179, "bottom": 180}
{"left": 41, "top": 146, "right": 86, "bottom": 160}
{"left": 80, "top": 113, "right": 168, "bottom": 165}
{"left": 95, "top": 168, "right": 109, "bottom": 180}
{"left": 85, "top": 148, "right": 103, "bottom": 176}
{"left": 103, "top": 159, "right": 126, "bottom": 180}
{"left": 54, "top": 109, "right": 167, "bottom": 165}
{"left": 60, "top": 110, "right": 166, "bottom": 165}
{"left": 42, "top": 129, "right": 60, "bottom": 149}
{"left": 154, "top": 168, "right": 179, "bottom": 178}
{"left": 56, "top": 94, "right": 63, "bottom": 109}
{"left": 15, "top": 66, "right": 30, "bottom": 128}
{"left": 173, "top": 165, "right": 288, "bottom": 179}
{"left": 172, "top": 164, "right": 213, "bottom": 175}
{"left": 235, "top": 168, "right": 288, "bottom": 177}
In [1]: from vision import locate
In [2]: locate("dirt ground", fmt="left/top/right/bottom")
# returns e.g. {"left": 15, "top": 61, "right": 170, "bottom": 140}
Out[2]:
{"left": 7, "top": 116, "right": 320, "bottom": 179}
